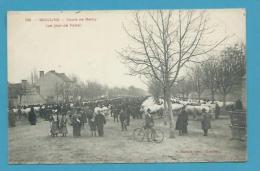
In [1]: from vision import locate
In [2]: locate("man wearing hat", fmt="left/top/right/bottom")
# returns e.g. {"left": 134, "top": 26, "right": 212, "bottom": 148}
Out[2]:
{"left": 201, "top": 108, "right": 211, "bottom": 136}
{"left": 95, "top": 110, "right": 106, "bottom": 137}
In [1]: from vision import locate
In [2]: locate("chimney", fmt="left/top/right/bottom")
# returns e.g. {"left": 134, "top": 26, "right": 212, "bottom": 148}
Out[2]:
{"left": 39, "top": 71, "right": 44, "bottom": 78}
{"left": 21, "top": 80, "right": 27, "bottom": 89}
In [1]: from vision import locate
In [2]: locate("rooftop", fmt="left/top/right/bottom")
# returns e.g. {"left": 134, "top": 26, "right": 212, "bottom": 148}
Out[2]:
{"left": 48, "top": 70, "right": 73, "bottom": 82}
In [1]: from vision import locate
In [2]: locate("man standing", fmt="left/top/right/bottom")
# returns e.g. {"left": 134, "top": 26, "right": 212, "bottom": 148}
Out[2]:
{"left": 28, "top": 107, "right": 37, "bottom": 125}
{"left": 182, "top": 106, "right": 189, "bottom": 134}
{"left": 235, "top": 99, "right": 243, "bottom": 110}
{"left": 175, "top": 106, "right": 188, "bottom": 135}
{"left": 119, "top": 109, "right": 127, "bottom": 131}
{"left": 87, "top": 107, "right": 97, "bottom": 136}
{"left": 17, "top": 107, "right": 22, "bottom": 120}
{"left": 95, "top": 111, "right": 106, "bottom": 137}
{"left": 215, "top": 103, "right": 220, "bottom": 119}
{"left": 201, "top": 108, "right": 211, "bottom": 136}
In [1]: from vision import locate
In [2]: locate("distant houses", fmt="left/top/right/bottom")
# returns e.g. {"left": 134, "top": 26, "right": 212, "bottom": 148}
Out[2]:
{"left": 8, "top": 79, "right": 45, "bottom": 107}
{"left": 8, "top": 70, "right": 74, "bottom": 107}
{"left": 8, "top": 83, "right": 22, "bottom": 107}
{"left": 39, "top": 70, "right": 74, "bottom": 103}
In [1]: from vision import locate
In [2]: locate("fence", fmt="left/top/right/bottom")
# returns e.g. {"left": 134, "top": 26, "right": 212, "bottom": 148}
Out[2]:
{"left": 229, "top": 110, "right": 246, "bottom": 141}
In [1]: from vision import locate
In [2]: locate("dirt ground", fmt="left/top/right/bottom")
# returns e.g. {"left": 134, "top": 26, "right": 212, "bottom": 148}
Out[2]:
{"left": 8, "top": 115, "right": 246, "bottom": 164}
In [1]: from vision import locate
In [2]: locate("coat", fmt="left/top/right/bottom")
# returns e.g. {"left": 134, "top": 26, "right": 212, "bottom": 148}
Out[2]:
{"left": 119, "top": 110, "right": 127, "bottom": 122}
{"left": 144, "top": 113, "right": 154, "bottom": 128}
{"left": 95, "top": 113, "right": 106, "bottom": 129}
{"left": 201, "top": 112, "right": 211, "bottom": 130}
{"left": 95, "top": 113, "right": 106, "bottom": 136}
{"left": 81, "top": 112, "right": 87, "bottom": 123}
{"left": 87, "top": 112, "right": 96, "bottom": 131}
{"left": 175, "top": 110, "right": 188, "bottom": 131}
{"left": 59, "top": 115, "right": 68, "bottom": 134}
{"left": 28, "top": 109, "right": 37, "bottom": 125}
{"left": 72, "top": 114, "right": 81, "bottom": 137}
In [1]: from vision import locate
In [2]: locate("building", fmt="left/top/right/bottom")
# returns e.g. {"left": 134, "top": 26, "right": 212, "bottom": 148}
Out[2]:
{"left": 8, "top": 70, "right": 75, "bottom": 106}
{"left": 8, "top": 83, "right": 22, "bottom": 107}
{"left": 8, "top": 80, "right": 46, "bottom": 107}
{"left": 38, "top": 70, "right": 74, "bottom": 103}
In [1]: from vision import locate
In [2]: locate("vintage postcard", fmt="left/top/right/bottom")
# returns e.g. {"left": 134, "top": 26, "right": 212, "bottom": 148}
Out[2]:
{"left": 7, "top": 9, "right": 246, "bottom": 164}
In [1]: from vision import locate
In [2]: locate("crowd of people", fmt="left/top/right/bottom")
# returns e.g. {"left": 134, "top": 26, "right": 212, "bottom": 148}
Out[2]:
{"left": 8, "top": 96, "right": 244, "bottom": 139}
{"left": 8, "top": 96, "right": 146, "bottom": 137}
{"left": 174, "top": 99, "right": 244, "bottom": 136}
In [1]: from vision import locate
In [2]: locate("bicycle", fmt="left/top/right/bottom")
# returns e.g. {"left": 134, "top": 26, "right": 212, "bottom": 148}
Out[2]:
{"left": 133, "top": 126, "right": 164, "bottom": 143}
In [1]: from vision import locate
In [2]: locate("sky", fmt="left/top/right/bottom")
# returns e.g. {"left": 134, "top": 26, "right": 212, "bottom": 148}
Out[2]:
{"left": 8, "top": 9, "right": 245, "bottom": 90}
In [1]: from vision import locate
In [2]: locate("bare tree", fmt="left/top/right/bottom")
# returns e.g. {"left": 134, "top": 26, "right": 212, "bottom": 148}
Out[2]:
{"left": 85, "top": 81, "right": 106, "bottom": 99}
{"left": 119, "top": 10, "right": 227, "bottom": 138}
{"left": 128, "top": 86, "right": 147, "bottom": 96}
{"left": 216, "top": 43, "right": 246, "bottom": 108}
{"left": 189, "top": 65, "right": 204, "bottom": 103}
{"left": 201, "top": 58, "right": 218, "bottom": 103}
{"left": 232, "top": 43, "right": 246, "bottom": 83}
{"left": 175, "top": 78, "right": 193, "bottom": 98}
{"left": 29, "top": 68, "right": 39, "bottom": 86}
{"left": 148, "top": 78, "right": 162, "bottom": 104}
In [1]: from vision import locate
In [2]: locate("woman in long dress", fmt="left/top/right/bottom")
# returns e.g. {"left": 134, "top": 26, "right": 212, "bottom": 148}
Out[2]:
{"left": 60, "top": 114, "right": 68, "bottom": 137}
{"left": 50, "top": 113, "right": 59, "bottom": 137}
{"left": 72, "top": 113, "right": 81, "bottom": 137}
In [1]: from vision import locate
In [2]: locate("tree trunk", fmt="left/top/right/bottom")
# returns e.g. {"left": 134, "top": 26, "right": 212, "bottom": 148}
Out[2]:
{"left": 211, "top": 90, "right": 215, "bottom": 103}
{"left": 163, "top": 95, "right": 168, "bottom": 125}
{"left": 165, "top": 87, "right": 175, "bottom": 138}
{"left": 223, "top": 94, "right": 226, "bottom": 109}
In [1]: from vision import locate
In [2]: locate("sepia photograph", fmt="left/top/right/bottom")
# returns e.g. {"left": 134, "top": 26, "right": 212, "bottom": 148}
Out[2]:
{"left": 8, "top": 9, "right": 246, "bottom": 164}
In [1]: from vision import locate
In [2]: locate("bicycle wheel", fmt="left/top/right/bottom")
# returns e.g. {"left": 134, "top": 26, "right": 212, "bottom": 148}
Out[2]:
{"left": 133, "top": 128, "right": 145, "bottom": 142}
{"left": 151, "top": 128, "right": 164, "bottom": 143}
